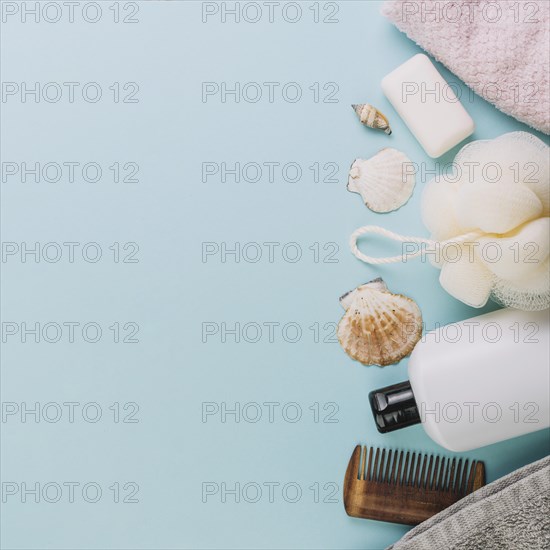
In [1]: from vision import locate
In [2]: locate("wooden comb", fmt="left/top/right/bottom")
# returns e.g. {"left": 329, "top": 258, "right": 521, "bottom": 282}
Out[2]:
{"left": 343, "top": 445, "right": 485, "bottom": 525}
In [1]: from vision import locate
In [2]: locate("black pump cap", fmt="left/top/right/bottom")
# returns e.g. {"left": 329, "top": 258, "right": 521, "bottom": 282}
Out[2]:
{"left": 369, "top": 381, "right": 421, "bottom": 433}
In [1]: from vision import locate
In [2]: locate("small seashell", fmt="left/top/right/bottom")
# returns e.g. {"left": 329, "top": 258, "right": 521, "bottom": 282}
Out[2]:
{"left": 352, "top": 104, "right": 392, "bottom": 135}
{"left": 347, "top": 148, "right": 415, "bottom": 213}
{"left": 337, "top": 278, "right": 422, "bottom": 367}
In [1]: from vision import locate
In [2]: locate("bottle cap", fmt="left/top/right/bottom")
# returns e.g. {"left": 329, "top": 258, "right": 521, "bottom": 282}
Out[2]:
{"left": 369, "top": 381, "right": 421, "bottom": 433}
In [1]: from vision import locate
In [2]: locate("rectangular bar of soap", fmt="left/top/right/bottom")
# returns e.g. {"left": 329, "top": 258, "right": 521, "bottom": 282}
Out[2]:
{"left": 381, "top": 54, "right": 474, "bottom": 158}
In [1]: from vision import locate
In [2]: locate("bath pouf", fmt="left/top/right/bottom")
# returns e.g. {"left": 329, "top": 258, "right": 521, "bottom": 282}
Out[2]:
{"left": 422, "top": 132, "right": 549, "bottom": 310}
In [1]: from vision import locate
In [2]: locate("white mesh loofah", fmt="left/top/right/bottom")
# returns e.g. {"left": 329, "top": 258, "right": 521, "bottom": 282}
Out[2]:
{"left": 491, "top": 259, "right": 550, "bottom": 311}
{"left": 454, "top": 132, "right": 550, "bottom": 215}
{"left": 350, "top": 132, "right": 550, "bottom": 311}
{"left": 439, "top": 245, "right": 493, "bottom": 308}
{"left": 421, "top": 179, "right": 462, "bottom": 240}
{"left": 477, "top": 218, "right": 550, "bottom": 281}
{"left": 455, "top": 182, "right": 542, "bottom": 234}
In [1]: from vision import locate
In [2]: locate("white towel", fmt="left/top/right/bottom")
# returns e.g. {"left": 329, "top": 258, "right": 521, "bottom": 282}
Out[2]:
{"left": 382, "top": 0, "right": 550, "bottom": 134}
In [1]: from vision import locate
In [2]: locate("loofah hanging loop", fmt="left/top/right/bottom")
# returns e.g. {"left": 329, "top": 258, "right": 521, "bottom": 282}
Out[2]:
{"left": 349, "top": 225, "right": 483, "bottom": 264}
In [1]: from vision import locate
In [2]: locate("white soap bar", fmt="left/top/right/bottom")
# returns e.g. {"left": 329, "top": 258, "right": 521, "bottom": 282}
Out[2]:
{"left": 381, "top": 54, "right": 474, "bottom": 158}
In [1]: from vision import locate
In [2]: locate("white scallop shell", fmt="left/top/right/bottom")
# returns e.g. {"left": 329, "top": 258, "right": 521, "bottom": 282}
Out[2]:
{"left": 348, "top": 148, "right": 416, "bottom": 213}
{"left": 337, "top": 278, "right": 422, "bottom": 367}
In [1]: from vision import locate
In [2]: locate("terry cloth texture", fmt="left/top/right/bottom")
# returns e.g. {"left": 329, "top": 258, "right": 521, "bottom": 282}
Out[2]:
{"left": 386, "top": 455, "right": 550, "bottom": 550}
{"left": 381, "top": 0, "right": 550, "bottom": 134}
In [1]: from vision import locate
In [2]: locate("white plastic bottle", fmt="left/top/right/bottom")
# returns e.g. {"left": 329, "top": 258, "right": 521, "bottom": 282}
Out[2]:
{"left": 369, "top": 308, "right": 550, "bottom": 452}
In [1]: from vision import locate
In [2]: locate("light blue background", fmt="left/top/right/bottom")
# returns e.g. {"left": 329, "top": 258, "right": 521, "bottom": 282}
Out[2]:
{"left": 1, "top": 1, "right": 549, "bottom": 549}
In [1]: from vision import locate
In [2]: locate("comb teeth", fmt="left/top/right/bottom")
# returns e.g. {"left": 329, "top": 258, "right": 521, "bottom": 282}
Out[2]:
{"left": 355, "top": 446, "right": 483, "bottom": 493}
{"left": 344, "top": 445, "right": 486, "bottom": 525}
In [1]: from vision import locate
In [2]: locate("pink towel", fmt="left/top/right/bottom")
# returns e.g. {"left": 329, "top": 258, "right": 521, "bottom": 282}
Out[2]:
{"left": 381, "top": 0, "right": 550, "bottom": 134}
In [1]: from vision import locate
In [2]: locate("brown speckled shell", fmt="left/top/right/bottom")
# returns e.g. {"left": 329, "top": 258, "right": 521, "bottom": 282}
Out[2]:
{"left": 337, "top": 280, "right": 422, "bottom": 367}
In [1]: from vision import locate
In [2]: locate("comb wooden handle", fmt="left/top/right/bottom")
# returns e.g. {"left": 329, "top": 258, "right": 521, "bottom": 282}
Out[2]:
{"left": 343, "top": 445, "right": 485, "bottom": 525}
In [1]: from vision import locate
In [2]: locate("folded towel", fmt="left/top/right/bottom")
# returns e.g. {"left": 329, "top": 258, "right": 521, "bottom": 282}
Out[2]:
{"left": 382, "top": 0, "right": 550, "bottom": 134}
{"left": 387, "top": 455, "right": 550, "bottom": 549}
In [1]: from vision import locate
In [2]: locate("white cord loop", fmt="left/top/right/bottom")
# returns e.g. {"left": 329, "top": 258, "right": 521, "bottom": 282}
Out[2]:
{"left": 349, "top": 225, "right": 483, "bottom": 265}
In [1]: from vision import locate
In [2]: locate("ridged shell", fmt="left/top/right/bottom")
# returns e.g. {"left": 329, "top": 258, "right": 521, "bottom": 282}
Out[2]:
{"left": 337, "top": 279, "right": 422, "bottom": 367}
{"left": 348, "top": 148, "right": 415, "bottom": 213}
{"left": 352, "top": 104, "right": 392, "bottom": 135}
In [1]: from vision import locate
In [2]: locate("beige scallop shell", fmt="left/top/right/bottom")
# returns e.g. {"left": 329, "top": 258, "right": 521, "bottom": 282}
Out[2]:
{"left": 337, "top": 279, "right": 422, "bottom": 367}
{"left": 348, "top": 148, "right": 415, "bottom": 213}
